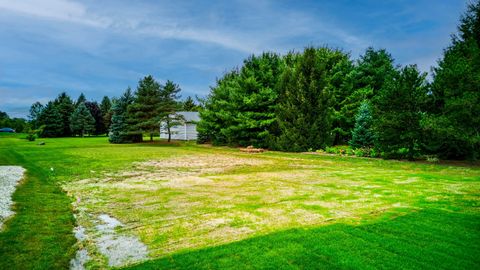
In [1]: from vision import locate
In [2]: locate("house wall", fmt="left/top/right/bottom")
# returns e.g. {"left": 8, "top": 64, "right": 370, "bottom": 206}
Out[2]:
{"left": 160, "top": 123, "right": 198, "bottom": 140}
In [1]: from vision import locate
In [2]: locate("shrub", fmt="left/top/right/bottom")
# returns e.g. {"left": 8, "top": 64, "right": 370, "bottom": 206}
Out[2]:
{"left": 325, "top": 146, "right": 336, "bottom": 154}
{"left": 354, "top": 148, "right": 366, "bottom": 157}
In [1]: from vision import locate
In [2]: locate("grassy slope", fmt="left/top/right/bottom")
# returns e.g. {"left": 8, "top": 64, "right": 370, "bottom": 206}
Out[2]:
{"left": 127, "top": 209, "right": 480, "bottom": 270}
{"left": 0, "top": 135, "right": 479, "bottom": 269}
{"left": 0, "top": 134, "right": 76, "bottom": 269}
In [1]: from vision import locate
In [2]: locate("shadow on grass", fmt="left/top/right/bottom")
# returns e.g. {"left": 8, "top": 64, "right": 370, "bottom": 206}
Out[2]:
{"left": 125, "top": 208, "right": 480, "bottom": 270}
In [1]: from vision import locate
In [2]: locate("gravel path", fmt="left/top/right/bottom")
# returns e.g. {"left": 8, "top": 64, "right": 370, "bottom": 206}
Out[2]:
{"left": 0, "top": 166, "right": 25, "bottom": 230}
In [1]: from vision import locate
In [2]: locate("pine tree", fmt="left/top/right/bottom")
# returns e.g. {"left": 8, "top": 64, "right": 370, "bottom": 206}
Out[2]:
{"left": 197, "top": 71, "right": 239, "bottom": 144}
{"left": 182, "top": 96, "right": 198, "bottom": 111}
{"left": 160, "top": 113, "right": 184, "bottom": 142}
{"left": 161, "top": 80, "right": 181, "bottom": 114}
{"left": 197, "top": 53, "right": 284, "bottom": 147}
{"left": 38, "top": 101, "right": 63, "bottom": 137}
{"left": 85, "top": 101, "right": 105, "bottom": 135}
{"left": 54, "top": 92, "right": 75, "bottom": 136}
{"left": 349, "top": 101, "right": 374, "bottom": 149}
{"left": 70, "top": 102, "right": 95, "bottom": 137}
{"left": 275, "top": 47, "right": 344, "bottom": 152}
{"left": 374, "top": 65, "right": 428, "bottom": 160}
{"left": 109, "top": 88, "right": 134, "bottom": 143}
{"left": 128, "top": 76, "right": 163, "bottom": 141}
{"left": 333, "top": 48, "right": 396, "bottom": 145}
{"left": 100, "top": 96, "right": 112, "bottom": 132}
{"left": 75, "top": 93, "right": 87, "bottom": 107}
{"left": 28, "top": 102, "right": 44, "bottom": 129}
{"left": 109, "top": 102, "right": 127, "bottom": 143}
{"left": 424, "top": 1, "right": 480, "bottom": 159}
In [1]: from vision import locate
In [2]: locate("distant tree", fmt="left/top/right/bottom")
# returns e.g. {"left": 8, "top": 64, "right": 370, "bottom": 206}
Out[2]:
{"left": 100, "top": 96, "right": 112, "bottom": 132}
{"left": 28, "top": 102, "right": 44, "bottom": 129}
{"left": 75, "top": 93, "right": 87, "bottom": 107}
{"left": 109, "top": 88, "right": 133, "bottom": 143}
{"left": 275, "top": 47, "right": 346, "bottom": 152}
{"left": 161, "top": 80, "right": 181, "bottom": 114}
{"left": 70, "top": 102, "right": 95, "bottom": 137}
{"left": 374, "top": 65, "right": 428, "bottom": 160}
{"left": 128, "top": 76, "right": 162, "bottom": 141}
{"left": 54, "top": 92, "right": 75, "bottom": 136}
{"left": 85, "top": 101, "right": 105, "bottom": 135}
{"left": 349, "top": 101, "right": 374, "bottom": 149}
{"left": 182, "top": 96, "right": 199, "bottom": 111}
{"left": 0, "top": 111, "right": 29, "bottom": 133}
{"left": 197, "top": 71, "right": 239, "bottom": 145}
{"left": 160, "top": 113, "right": 184, "bottom": 142}
{"left": 333, "top": 48, "right": 397, "bottom": 145}
{"left": 198, "top": 52, "right": 284, "bottom": 147}
{"left": 38, "top": 101, "right": 64, "bottom": 137}
{"left": 423, "top": 1, "right": 480, "bottom": 159}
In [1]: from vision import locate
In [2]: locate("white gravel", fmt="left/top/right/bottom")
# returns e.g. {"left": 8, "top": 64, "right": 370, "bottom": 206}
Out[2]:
{"left": 0, "top": 166, "right": 25, "bottom": 230}
{"left": 70, "top": 249, "right": 90, "bottom": 270}
{"left": 70, "top": 225, "right": 91, "bottom": 270}
{"left": 95, "top": 214, "right": 148, "bottom": 267}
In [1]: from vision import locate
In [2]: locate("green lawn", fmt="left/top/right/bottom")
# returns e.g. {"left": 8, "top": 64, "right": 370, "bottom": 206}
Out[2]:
{"left": 0, "top": 135, "right": 479, "bottom": 269}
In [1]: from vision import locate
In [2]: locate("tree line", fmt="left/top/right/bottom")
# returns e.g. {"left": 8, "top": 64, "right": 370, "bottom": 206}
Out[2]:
{"left": 28, "top": 76, "right": 199, "bottom": 142}
{"left": 0, "top": 111, "right": 28, "bottom": 133}
{"left": 198, "top": 2, "right": 480, "bottom": 160}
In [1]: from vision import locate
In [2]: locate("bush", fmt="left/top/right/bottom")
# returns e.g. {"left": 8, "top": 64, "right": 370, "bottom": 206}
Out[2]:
{"left": 26, "top": 133, "right": 36, "bottom": 141}
{"left": 325, "top": 145, "right": 352, "bottom": 155}
{"left": 370, "top": 148, "right": 379, "bottom": 158}
{"left": 325, "top": 146, "right": 336, "bottom": 154}
{"left": 354, "top": 148, "right": 367, "bottom": 157}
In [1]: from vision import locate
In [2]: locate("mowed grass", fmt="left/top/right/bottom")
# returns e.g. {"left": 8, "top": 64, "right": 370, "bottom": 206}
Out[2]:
{"left": 0, "top": 135, "right": 479, "bottom": 269}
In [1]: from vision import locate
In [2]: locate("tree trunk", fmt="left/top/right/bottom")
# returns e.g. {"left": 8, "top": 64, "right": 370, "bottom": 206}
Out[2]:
{"left": 81, "top": 130, "right": 84, "bottom": 138}
{"left": 167, "top": 125, "right": 171, "bottom": 142}
{"left": 150, "top": 132, "right": 153, "bottom": 142}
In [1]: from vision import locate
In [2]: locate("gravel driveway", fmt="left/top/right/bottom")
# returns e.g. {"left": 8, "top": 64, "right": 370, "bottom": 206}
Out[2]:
{"left": 0, "top": 166, "right": 25, "bottom": 229}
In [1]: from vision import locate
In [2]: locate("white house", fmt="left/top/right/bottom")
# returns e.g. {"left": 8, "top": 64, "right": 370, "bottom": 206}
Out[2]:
{"left": 160, "top": 111, "right": 200, "bottom": 141}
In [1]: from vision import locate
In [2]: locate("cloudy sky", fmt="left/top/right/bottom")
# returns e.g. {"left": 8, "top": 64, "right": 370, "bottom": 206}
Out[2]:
{"left": 0, "top": 0, "right": 469, "bottom": 118}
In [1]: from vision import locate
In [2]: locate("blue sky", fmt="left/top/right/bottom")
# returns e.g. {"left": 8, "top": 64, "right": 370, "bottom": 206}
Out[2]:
{"left": 0, "top": 0, "right": 469, "bottom": 118}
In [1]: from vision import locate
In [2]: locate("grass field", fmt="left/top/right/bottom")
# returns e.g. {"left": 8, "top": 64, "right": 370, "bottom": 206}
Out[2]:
{"left": 0, "top": 134, "right": 479, "bottom": 269}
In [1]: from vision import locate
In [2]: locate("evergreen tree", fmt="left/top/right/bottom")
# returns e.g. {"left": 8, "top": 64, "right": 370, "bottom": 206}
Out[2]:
{"left": 161, "top": 80, "right": 181, "bottom": 115}
{"left": 70, "top": 102, "right": 95, "bottom": 137}
{"left": 109, "top": 88, "right": 134, "bottom": 143}
{"left": 160, "top": 113, "right": 184, "bottom": 142}
{"left": 198, "top": 53, "right": 284, "bottom": 147}
{"left": 38, "top": 101, "right": 63, "bottom": 137}
{"left": 197, "top": 71, "right": 239, "bottom": 144}
{"left": 349, "top": 101, "right": 374, "bottom": 149}
{"left": 374, "top": 65, "right": 428, "bottom": 160}
{"left": 128, "top": 76, "right": 162, "bottom": 141}
{"left": 100, "top": 96, "right": 112, "bottom": 132}
{"left": 182, "top": 96, "right": 198, "bottom": 111}
{"left": 333, "top": 48, "right": 397, "bottom": 145}
{"left": 275, "top": 47, "right": 345, "bottom": 152}
{"left": 28, "top": 102, "right": 44, "bottom": 129}
{"left": 85, "top": 101, "right": 105, "bottom": 135}
{"left": 75, "top": 93, "right": 87, "bottom": 107}
{"left": 424, "top": 1, "right": 480, "bottom": 159}
{"left": 54, "top": 92, "right": 75, "bottom": 136}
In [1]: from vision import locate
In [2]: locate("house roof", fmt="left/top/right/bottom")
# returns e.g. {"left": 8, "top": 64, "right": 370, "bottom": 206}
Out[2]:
{"left": 177, "top": 111, "right": 200, "bottom": 122}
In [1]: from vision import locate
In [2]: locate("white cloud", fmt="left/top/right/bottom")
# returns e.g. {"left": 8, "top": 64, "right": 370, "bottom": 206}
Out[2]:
{"left": 0, "top": 0, "right": 366, "bottom": 54}
{"left": 0, "top": 0, "right": 110, "bottom": 27}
